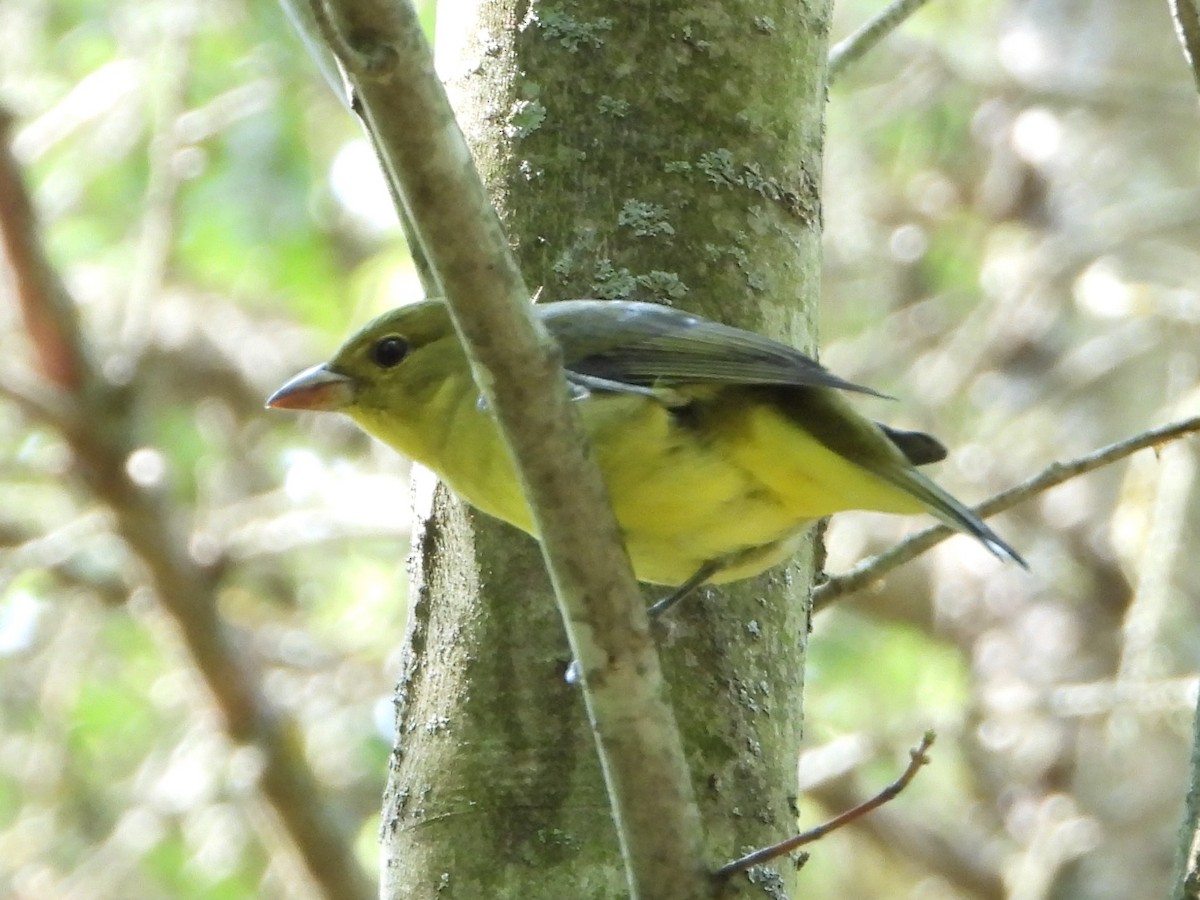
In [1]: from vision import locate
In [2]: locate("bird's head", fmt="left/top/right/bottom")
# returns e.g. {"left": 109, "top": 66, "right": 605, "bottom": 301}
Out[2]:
{"left": 266, "top": 300, "right": 462, "bottom": 420}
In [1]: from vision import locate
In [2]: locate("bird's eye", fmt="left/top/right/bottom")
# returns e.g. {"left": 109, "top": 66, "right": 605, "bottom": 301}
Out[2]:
{"left": 371, "top": 335, "right": 409, "bottom": 368}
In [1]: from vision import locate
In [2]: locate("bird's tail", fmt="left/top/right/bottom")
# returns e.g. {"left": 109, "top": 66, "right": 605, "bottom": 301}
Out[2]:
{"left": 876, "top": 466, "right": 1027, "bottom": 567}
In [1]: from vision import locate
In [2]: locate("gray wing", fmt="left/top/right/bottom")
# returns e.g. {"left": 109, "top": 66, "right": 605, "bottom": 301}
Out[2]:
{"left": 538, "top": 300, "right": 885, "bottom": 397}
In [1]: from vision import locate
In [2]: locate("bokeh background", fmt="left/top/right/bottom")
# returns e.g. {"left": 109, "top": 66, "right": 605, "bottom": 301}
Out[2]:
{"left": 1, "top": 0, "right": 1197, "bottom": 897}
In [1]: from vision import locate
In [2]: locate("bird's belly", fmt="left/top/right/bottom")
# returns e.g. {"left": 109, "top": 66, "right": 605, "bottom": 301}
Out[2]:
{"left": 587, "top": 397, "right": 810, "bottom": 585}
{"left": 437, "top": 393, "right": 818, "bottom": 587}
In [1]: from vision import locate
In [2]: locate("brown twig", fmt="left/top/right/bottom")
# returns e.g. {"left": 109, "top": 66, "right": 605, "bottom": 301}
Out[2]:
{"left": 807, "top": 773, "right": 1004, "bottom": 899}
{"left": 0, "top": 110, "right": 89, "bottom": 391}
{"left": 813, "top": 415, "right": 1200, "bottom": 610}
{"left": 0, "top": 106, "right": 373, "bottom": 900}
{"left": 715, "top": 731, "right": 937, "bottom": 880}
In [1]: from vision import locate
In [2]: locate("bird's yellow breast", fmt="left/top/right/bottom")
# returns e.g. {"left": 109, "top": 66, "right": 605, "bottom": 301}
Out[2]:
{"left": 351, "top": 379, "right": 920, "bottom": 587}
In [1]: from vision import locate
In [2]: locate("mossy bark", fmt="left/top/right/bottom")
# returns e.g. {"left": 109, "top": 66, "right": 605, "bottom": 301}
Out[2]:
{"left": 382, "top": 1, "right": 833, "bottom": 896}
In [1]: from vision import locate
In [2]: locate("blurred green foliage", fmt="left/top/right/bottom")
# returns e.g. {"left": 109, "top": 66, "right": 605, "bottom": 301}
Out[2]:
{"left": 1, "top": 0, "right": 421, "bottom": 895}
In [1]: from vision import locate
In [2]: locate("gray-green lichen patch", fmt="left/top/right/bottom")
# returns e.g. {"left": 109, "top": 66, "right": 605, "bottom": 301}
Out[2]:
{"left": 702, "top": 241, "right": 768, "bottom": 293}
{"left": 679, "top": 24, "right": 712, "bottom": 53}
{"left": 590, "top": 260, "right": 688, "bottom": 302}
{"left": 746, "top": 863, "right": 790, "bottom": 900}
{"left": 696, "top": 149, "right": 808, "bottom": 222}
{"left": 506, "top": 99, "right": 547, "bottom": 139}
{"left": 536, "top": 8, "right": 614, "bottom": 51}
{"left": 590, "top": 259, "right": 639, "bottom": 298}
{"left": 640, "top": 270, "right": 688, "bottom": 299}
{"left": 596, "top": 95, "right": 630, "bottom": 118}
{"left": 698, "top": 148, "right": 740, "bottom": 187}
{"left": 617, "top": 199, "right": 675, "bottom": 237}
{"left": 551, "top": 230, "right": 598, "bottom": 283}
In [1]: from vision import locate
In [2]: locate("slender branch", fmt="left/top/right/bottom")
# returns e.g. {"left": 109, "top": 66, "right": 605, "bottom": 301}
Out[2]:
{"left": 1170, "top": 0, "right": 1200, "bottom": 95}
{"left": 0, "top": 110, "right": 90, "bottom": 391}
{"left": 313, "top": 2, "right": 709, "bottom": 897}
{"left": 0, "top": 105, "right": 373, "bottom": 900}
{"left": 828, "top": 0, "right": 936, "bottom": 83}
{"left": 814, "top": 415, "right": 1200, "bottom": 610}
{"left": 806, "top": 775, "right": 1004, "bottom": 899}
{"left": 715, "top": 731, "right": 937, "bottom": 880}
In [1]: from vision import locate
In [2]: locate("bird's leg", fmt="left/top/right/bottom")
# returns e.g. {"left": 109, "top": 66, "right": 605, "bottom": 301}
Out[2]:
{"left": 647, "top": 559, "right": 724, "bottom": 618}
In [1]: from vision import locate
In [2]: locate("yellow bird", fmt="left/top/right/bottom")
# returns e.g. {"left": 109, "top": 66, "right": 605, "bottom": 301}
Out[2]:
{"left": 268, "top": 300, "right": 1023, "bottom": 604}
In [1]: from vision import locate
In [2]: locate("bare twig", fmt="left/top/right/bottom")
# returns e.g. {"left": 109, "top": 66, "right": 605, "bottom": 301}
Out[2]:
{"left": 814, "top": 415, "right": 1200, "bottom": 610}
{"left": 313, "top": 2, "right": 709, "bottom": 898}
{"left": 807, "top": 773, "right": 1004, "bottom": 899}
{"left": 715, "top": 731, "right": 937, "bottom": 880}
{"left": 0, "top": 110, "right": 90, "bottom": 391}
{"left": 1170, "top": 0, "right": 1200, "bottom": 95}
{"left": 828, "top": 0, "right": 936, "bottom": 83}
{"left": 0, "top": 106, "right": 374, "bottom": 900}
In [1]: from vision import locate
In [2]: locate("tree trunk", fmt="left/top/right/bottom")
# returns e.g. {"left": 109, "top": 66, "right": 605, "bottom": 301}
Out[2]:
{"left": 381, "top": 1, "right": 833, "bottom": 896}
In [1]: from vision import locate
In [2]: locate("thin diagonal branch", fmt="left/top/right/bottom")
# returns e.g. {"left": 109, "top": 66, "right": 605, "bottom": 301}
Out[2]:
{"left": 312, "top": 1, "right": 709, "bottom": 896}
{"left": 814, "top": 415, "right": 1200, "bottom": 609}
{"left": 1170, "top": 0, "right": 1200, "bottom": 95}
{"left": 807, "top": 773, "right": 1004, "bottom": 899}
{"left": 0, "top": 110, "right": 90, "bottom": 391}
{"left": 828, "top": 0, "right": 936, "bottom": 83}
{"left": 715, "top": 731, "right": 937, "bottom": 880}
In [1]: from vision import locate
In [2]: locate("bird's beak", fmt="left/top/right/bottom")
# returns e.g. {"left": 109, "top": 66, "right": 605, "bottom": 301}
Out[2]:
{"left": 266, "top": 364, "right": 356, "bottom": 411}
